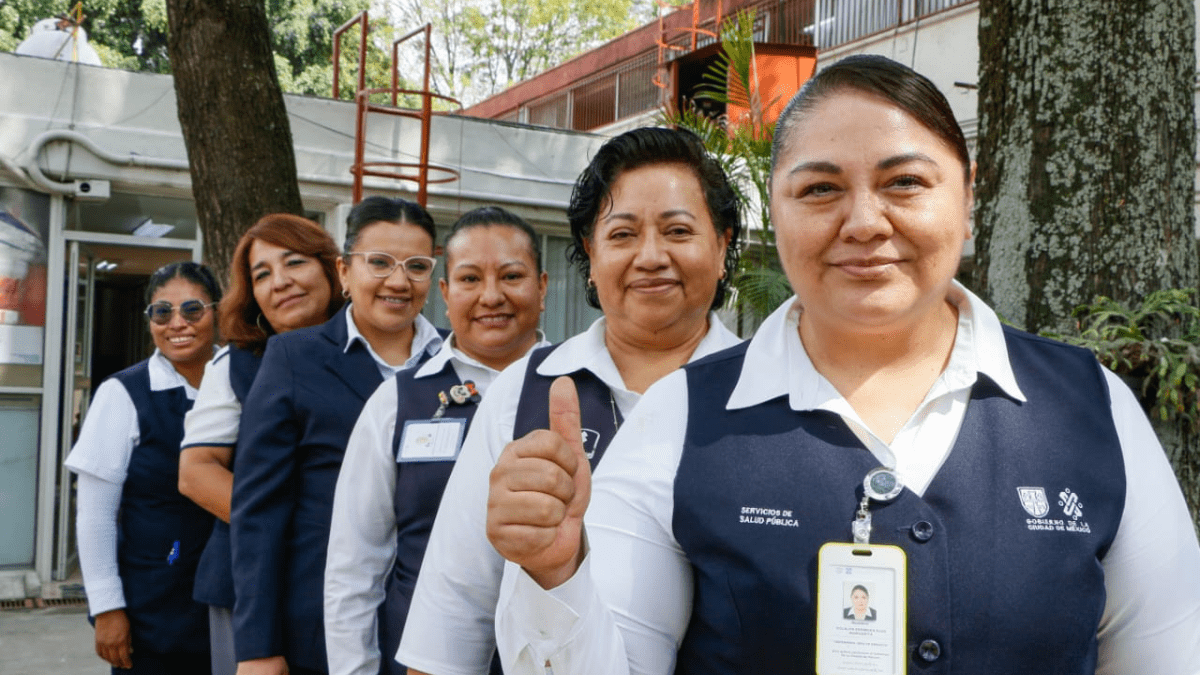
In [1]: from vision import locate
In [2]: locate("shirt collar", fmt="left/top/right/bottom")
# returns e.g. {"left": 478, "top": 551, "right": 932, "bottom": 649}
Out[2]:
{"left": 148, "top": 348, "right": 203, "bottom": 396}
{"left": 415, "top": 330, "right": 551, "bottom": 379}
{"left": 343, "top": 304, "right": 444, "bottom": 370}
{"left": 536, "top": 313, "right": 741, "bottom": 388}
{"left": 727, "top": 280, "right": 1025, "bottom": 411}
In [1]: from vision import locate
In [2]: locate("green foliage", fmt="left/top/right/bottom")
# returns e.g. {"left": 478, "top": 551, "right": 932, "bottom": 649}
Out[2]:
{"left": 89, "top": 0, "right": 171, "bottom": 72}
{"left": 267, "top": 0, "right": 370, "bottom": 96}
{"left": 459, "top": 0, "right": 637, "bottom": 97}
{"left": 0, "top": 4, "right": 23, "bottom": 51}
{"left": 4, "top": 0, "right": 636, "bottom": 105}
{"left": 1, "top": 0, "right": 170, "bottom": 71}
{"left": 0, "top": 0, "right": 68, "bottom": 54}
{"left": 388, "top": 0, "right": 638, "bottom": 104}
{"left": 2, "top": 0, "right": 369, "bottom": 86}
{"left": 661, "top": 9, "right": 790, "bottom": 325}
{"left": 1045, "top": 289, "right": 1200, "bottom": 431}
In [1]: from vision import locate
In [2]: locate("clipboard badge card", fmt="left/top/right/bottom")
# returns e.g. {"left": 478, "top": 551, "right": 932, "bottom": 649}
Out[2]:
{"left": 816, "top": 542, "right": 907, "bottom": 675}
{"left": 397, "top": 418, "right": 467, "bottom": 462}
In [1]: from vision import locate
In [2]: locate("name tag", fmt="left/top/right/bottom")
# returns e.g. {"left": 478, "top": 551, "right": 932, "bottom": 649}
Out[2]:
{"left": 816, "top": 542, "right": 907, "bottom": 675}
{"left": 397, "top": 418, "right": 466, "bottom": 462}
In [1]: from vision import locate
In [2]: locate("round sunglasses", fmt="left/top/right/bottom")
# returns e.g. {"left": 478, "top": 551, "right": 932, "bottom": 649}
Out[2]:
{"left": 144, "top": 300, "right": 216, "bottom": 325}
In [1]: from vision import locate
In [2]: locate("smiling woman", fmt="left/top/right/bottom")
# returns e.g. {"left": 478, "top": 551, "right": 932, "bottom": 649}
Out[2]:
{"left": 396, "top": 127, "right": 745, "bottom": 675}
{"left": 178, "top": 214, "right": 343, "bottom": 675}
{"left": 66, "top": 261, "right": 221, "bottom": 675}
{"left": 583, "top": 163, "right": 729, "bottom": 391}
{"left": 336, "top": 201, "right": 439, "bottom": 367}
{"left": 230, "top": 197, "right": 446, "bottom": 675}
{"left": 440, "top": 208, "right": 547, "bottom": 370}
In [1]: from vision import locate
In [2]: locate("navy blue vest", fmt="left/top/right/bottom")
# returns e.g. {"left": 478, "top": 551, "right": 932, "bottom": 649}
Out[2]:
{"left": 672, "top": 328, "right": 1126, "bottom": 674}
{"left": 192, "top": 345, "right": 262, "bottom": 608}
{"left": 382, "top": 361, "right": 484, "bottom": 675}
{"left": 112, "top": 360, "right": 214, "bottom": 655}
{"left": 513, "top": 345, "right": 624, "bottom": 470}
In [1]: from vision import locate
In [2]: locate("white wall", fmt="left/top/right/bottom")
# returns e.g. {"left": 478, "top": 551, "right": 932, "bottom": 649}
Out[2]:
{"left": 815, "top": 3, "right": 980, "bottom": 144}
{"left": 0, "top": 51, "right": 608, "bottom": 232}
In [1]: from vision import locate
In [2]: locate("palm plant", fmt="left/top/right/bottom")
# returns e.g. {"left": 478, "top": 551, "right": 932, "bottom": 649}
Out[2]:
{"left": 660, "top": 9, "right": 791, "bottom": 328}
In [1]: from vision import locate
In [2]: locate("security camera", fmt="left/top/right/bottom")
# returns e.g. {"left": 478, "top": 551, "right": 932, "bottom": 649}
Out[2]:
{"left": 73, "top": 179, "right": 111, "bottom": 202}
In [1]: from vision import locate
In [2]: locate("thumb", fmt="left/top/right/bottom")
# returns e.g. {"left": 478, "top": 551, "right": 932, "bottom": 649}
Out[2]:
{"left": 548, "top": 376, "right": 591, "bottom": 516}
{"left": 548, "top": 375, "right": 583, "bottom": 455}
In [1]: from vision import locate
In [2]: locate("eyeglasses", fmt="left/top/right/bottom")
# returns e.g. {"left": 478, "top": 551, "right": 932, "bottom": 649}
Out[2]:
{"left": 145, "top": 300, "right": 216, "bottom": 325}
{"left": 345, "top": 252, "right": 436, "bottom": 281}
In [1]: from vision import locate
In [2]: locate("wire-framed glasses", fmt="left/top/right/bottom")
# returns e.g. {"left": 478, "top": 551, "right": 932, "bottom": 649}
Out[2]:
{"left": 144, "top": 300, "right": 216, "bottom": 325}
{"left": 345, "top": 252, "right": 436, "bottom": 281}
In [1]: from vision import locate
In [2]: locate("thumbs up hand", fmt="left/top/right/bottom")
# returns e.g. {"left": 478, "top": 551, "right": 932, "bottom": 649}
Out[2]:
{"left": 487, "top": 376, "right": 592, "bottom": 589}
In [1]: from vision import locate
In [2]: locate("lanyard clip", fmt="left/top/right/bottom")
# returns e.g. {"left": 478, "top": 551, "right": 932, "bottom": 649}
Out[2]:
{"left": 852, "top": 495, "right": 873, "bottom": 547}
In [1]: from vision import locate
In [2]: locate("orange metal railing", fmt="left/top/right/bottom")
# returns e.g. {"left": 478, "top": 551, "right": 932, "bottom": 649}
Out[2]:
{"left": 653, "top": 0, "right": 723, "bottom": 89}
{"left": 332, "top": 14, "right": 461, "bottom": 206}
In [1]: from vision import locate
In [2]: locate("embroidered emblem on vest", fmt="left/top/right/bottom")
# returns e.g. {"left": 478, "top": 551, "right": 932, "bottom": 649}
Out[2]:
{"left": 738, "top": 505, "right": 801, "bottom": 528}
{"left": 1017, "top": 487, "right": 1050, "bottom": 517}
{"left": 581, "top": 428, "right": 601, "bottom": 459}
{"left": 1058, "top": 488, "right": 1083, "bottom": 520}
{"left": 1021, "top": 486, "right": 1093, "bottom": 534}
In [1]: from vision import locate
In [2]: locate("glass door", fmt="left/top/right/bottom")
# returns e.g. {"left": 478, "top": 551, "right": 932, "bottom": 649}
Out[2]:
{"left": 54, "top": 241, "right": 94, "bottom": 579}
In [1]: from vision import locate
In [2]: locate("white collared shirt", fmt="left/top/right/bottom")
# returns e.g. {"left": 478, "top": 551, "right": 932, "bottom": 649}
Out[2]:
{"left": 726, "top": 284, "right": 1024, "bottom": 495}
{"left": 181, "top": 345, "right": 241, "bottom": 449}
{"left": 494, "top": 283, "right": 1200, "bottom": 675}
{"left": 324, "top": 332, "right": 549, "bottom": 675}
{"left": 65, "top": 350, "right": 203, "bottom": 617}
{"left": 345, "top": 304, "right": 444, "bottom": 379}
{"left": 396, "top": 314, "right": 742, "bottom": 675}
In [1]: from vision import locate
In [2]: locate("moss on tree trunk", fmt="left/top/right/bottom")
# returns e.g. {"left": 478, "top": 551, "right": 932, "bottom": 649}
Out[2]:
{"left": 973, "top": 0, "right": 1200, "bottom": 529}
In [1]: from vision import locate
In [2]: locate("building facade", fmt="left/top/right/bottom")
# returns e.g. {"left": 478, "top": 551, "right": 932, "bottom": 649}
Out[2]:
{"left": 0, "top": 50, "right": 607, "bottom": 598}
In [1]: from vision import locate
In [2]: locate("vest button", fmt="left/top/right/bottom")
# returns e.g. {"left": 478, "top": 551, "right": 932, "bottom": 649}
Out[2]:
{"left": 910, "top": 520, "right": 934, "bottom": 542}
{"left": 918, "top": 639, "right": 942, "bottom": 662}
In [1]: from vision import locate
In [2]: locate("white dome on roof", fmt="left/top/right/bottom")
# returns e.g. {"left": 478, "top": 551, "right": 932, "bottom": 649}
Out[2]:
{"left": 15, "top": 18, "right": 102, "bottom": 66}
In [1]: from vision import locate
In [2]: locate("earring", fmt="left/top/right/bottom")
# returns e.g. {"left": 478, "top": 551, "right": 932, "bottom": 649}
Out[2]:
{"left": 255, "top": 313, "right": 269, "bottom": 334}
{"left": 342, "top": 289, "right": 351, "bottom": 299}
{"left": 586, "top": 277, "right": 595, "bottom": 288}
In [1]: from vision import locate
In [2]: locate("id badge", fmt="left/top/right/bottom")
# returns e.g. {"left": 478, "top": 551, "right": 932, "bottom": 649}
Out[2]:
{"left": 815, "top": 542, "right": 907, "bottom": 675}
{"left": 397, "top": 418, "right": 466, "bottom": 462}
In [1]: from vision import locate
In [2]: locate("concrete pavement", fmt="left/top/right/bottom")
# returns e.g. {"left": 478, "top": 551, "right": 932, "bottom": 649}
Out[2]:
{"left": 0, "top": 604, "right": 106, "bottom": 675}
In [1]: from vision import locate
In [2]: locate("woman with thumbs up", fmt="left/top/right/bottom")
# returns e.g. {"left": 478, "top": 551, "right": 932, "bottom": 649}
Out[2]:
{"left": 396, "top": 127, "right": 745, "bottom": 675}
{"left": 486, "top": 55, "right": 1200, "bottom": 675}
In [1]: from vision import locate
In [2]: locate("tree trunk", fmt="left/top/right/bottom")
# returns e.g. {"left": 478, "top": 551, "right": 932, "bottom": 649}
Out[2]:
{"left": 973, "top": 0, "right": 1197, "bottom": 333}
{"left": 974, "top": 0, "right": 1199, "bottom": 528}
{"left": 165, "top": 0, "right": 305, "bottom": 284}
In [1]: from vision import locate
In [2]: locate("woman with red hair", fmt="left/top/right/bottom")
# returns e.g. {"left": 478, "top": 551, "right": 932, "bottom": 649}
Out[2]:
{"left": 179, "top": 213, "right": 343, "bottom": 675}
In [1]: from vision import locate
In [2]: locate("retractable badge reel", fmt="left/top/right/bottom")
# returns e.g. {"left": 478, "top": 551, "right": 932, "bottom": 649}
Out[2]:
{"left": 816, "top": 467, "right": 908, "bottom": 675}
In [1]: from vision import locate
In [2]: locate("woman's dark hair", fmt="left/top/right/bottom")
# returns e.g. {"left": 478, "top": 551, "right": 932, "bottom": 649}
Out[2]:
{"left": 444, "top": 206, "right": 542, "bottom": 275}
{"left": 771, "top": 54, "right": 971, "bottom": 182}
{"left": 220, "top": 213, "right": 344, "bottom": 353}
{"left": 344, "top": 196, "right": 437, "bottom": 254}
{"left": 145, "top": 261, "right": 222, "bottom": 306}
{"left": 566, "top": 127, "right": 742, "bottom": 310}
{"left": 851, "top": 584, "right": 869, "bottom": 597}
